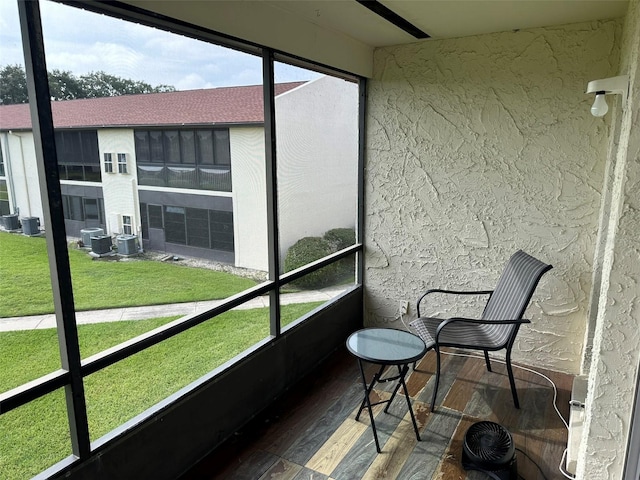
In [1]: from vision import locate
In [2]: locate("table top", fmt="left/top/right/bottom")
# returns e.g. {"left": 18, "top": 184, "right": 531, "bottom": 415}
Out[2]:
{"left": 346, "top": 328, "right": 427, "bottom": 365}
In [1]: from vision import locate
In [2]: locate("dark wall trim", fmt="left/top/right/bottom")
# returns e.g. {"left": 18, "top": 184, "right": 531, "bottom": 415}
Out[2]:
{"left": 355, "top": 0, "right": 430, "bottom": 39}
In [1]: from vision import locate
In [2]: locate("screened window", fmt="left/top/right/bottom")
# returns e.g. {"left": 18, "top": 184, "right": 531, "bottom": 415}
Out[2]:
{"left": 164, "top": 205, "right": 186, "bottom": 244}
{"left": 4, "top": 2, "right": 361, "bottom": 477}
{"left": 148, "top": 204, "right": 163, "bottom": 229}
{"left": 83, "top": 198, "right": 103, "bottom": 222}
{"left": 160, "top": 204, "right": 233, "bottom": 251}
{"left": 186, "top": 208, "right": 209, "bottom": 248}
{"left": 0, "top": 179, "right": 9, "bottom": 215}
{"left": 135, "top": 128, "right": 231, "bottom": 191}
{"left": 63, "top": 195, "right": 84, "bottom": 221}
{"left": 62, "top": 195, "right": 105, "bottom": 223}
{"left": 0, "top": 144, "right": 5, "bottom": 177}
{"left": 55, "top": 130, "right": 101, "bottom": 182}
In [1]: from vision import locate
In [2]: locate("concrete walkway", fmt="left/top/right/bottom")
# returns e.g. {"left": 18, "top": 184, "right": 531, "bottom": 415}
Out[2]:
{"left": 0, "top": 286, "right": 348, "bottom": 332}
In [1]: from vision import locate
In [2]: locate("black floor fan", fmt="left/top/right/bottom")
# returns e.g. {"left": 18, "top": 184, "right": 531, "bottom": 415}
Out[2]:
{"left": 462, "top": 421, "right": 518, "bottom": 480}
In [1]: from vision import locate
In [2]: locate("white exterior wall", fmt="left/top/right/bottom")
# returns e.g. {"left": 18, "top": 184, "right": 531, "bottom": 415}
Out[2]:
{"left": 231, "top": 126, "right": 268, "bottom": 271}
{"left": 365, "top": 18, "right": 622, "bottom": 375}
{"left": 98, "top": 129, "right": 140, "bottom": 236}
{"left": 1, "top": 131, "right": 43, "bottom": 222}
{"left": 578, "top": 0, "right": 640, "bottom": 478}
{"left": 275, "top": 76, "right": 359, "bottom": 262}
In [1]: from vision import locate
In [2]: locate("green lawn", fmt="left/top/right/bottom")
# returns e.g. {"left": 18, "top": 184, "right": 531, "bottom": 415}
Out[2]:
{"left": 0, "top": 231, "right": 330, "bottom": 478}
{"left": 0, "top": 301, "right": 322, "bottom": 480}
{"left": 0, "top": 232, "right": 257, "bottom": 318}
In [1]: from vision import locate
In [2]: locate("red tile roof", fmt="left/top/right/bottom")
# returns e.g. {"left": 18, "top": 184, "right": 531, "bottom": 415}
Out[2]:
{"left": 0, "top": 82, "right": 304, "bottom": 130}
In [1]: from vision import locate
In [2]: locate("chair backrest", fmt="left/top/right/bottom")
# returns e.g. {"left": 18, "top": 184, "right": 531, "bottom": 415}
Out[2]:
{"left": 482, "top": 250, "right": 553, "bottom": 322}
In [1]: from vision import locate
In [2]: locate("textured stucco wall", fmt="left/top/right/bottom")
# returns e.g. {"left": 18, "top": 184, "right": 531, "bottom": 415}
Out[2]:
{"left": 364, "top": 19, "right": 622, "bottom": 374}
{"left": 578, "top": 0, "right": 640, "bottom": 477}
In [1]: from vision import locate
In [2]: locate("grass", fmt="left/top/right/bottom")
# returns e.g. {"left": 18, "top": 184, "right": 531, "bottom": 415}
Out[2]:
{"left": 0, "top": 301, "right": 322, "bottom": 480}
{"left": 0, "top": 232, "right": 257, "bottom": 318}
{"left": 0, "top": 231, "right": 333, "bottom": 478}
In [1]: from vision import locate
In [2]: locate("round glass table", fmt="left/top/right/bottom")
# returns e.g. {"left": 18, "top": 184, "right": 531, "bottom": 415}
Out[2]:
{"left": 346, "top": 328, "right": 427, "bottom": 453}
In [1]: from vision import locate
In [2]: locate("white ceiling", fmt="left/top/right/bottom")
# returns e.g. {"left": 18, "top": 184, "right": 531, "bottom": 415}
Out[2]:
{"left": 262, "top": 0, "right": 629, "bottom": 47}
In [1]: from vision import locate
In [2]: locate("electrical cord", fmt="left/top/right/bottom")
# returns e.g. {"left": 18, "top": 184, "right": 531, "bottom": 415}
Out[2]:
{"left": 440, "top": 349, "right": 576, "bottom": 480}
{"left": 399, "top": 309, "right": 576, "bottom": 479}
{"left": 515, "top": 447, "right": 548, "bottom": 480}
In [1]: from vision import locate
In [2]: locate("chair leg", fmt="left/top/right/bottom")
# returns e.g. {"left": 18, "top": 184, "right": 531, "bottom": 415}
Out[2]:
{"left": 505, "top": 351, "right": 520, "bottom": 409}
{"left": 484, "top": 350, "right": 492, "bottom": 372}
{"left": 430, "top": 346, "right": 441, "bottom": 412}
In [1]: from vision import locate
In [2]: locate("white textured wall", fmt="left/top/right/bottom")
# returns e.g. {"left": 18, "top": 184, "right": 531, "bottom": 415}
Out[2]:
{"left": 365, "top": 19, "right": 622, "bottom": 374}
{"left": 578, "top": 0, "right": 640, "bottom": 477}
{"left": 275, "top": 76, "right": 359, "bottom": 262}
{"left": 98, "top": 130, "right": 139, "bottom": 235}
{"left": 231, "top": 127, "right": 269, "bottom": 271}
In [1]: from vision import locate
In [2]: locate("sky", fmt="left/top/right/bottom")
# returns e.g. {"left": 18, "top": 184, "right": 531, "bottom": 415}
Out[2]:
{"left": 0, "top": 0, "right": 318, "bottom": 91}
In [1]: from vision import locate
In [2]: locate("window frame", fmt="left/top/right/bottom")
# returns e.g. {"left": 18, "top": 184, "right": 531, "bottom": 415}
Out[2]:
{"left": 6, "top": 2, "right": 364, "bottom": 477}
{"left": 117, "top": 153, "right": 128, "bottom": 174}
{"left": 122, "top": 215, "right": 132, "bottom": 234}
{"left": 104, "top": 153, "right": 114, "bottom": 173}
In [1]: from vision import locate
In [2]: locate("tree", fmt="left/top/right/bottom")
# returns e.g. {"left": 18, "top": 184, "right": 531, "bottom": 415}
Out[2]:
{"left": 0, "top": 64, "right": 29, "bottom": 104}
{"left": 48, "top": 69, "right": 85, "bottom": 101}
{"left": 79, "top": 71, "right": 175, "bottom": 98}
{"left": 0, "top": 64, "right": 176, "bottom": 105}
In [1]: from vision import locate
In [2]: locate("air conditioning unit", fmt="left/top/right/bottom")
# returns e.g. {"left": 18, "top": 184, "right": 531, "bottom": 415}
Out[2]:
{"left": 116, "top": 234, "right": 138, "bottom": 255}
{"left": 90, "top": 234, "right": 112, "bottom": 255}
{"left": 81, "top": 227, "right": 104, "bottom": 247}
{"left": 21, "top": 217, "right": 40, "bottom": 236}
{"left": 2, "top": 214, "right": 20, "bottom": 231}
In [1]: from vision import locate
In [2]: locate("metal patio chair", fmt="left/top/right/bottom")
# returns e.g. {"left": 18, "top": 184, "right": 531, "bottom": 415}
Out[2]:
{"left": 409, "top": 250, "right": 552, "bottom": 412}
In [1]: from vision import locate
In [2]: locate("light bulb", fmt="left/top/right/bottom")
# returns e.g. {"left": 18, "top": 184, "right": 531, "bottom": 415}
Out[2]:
{"left": 591, "top": 93, "right": 608, "bottom": 117}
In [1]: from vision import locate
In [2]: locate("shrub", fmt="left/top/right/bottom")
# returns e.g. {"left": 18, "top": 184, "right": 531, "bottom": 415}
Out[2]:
{"left": 284, "top": 236, "right": 338, "bottom": 289}
{"left": 323, "top": 228, "right": 355, "bottom": 251}
{"left": 324, "top": 228, "right": 356, "bottom": 280}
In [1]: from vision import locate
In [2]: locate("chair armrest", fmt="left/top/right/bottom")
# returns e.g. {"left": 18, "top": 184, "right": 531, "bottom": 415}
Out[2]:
{"left": 416, "top": 289, "right": 493, "bottom": 317}
{"left": 435, "top": 317, "right": 531, "bottom": 342}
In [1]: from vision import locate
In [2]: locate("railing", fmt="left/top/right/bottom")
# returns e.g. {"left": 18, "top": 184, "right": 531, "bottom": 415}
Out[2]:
{"left": 137, "top": 164, "right": 232, "bottom": 192}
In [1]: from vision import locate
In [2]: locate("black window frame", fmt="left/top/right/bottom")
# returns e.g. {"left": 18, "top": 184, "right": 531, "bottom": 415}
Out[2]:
{"left": 7, "top": 3, "right": 364, "bottom": 479}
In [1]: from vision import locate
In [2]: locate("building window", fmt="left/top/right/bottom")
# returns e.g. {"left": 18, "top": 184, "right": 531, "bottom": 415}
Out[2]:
{"left": 0, "top": 143, "right": 5, "bottom": 177}
{"left": 122, "top": 215, "right": 132, "bottom": 235}
{"left": 83, "top": 198, "right": 103, "bottom": 223}
{"left": 104, "top": 153, "right": 114, "bottom": 173}
{"left": 0, "top": 180, "right": 9, "bottom": 216}
{"left": 62, "top": 194, "right": 105, "bottom": 223}
{"left": 160, "top": 204, "right": 233, "bottom": 252}
{"left": 117, "top": 153, "right": 128, "bottom": 174}
{"left": 55, "top": 130, "right": 101, "bottom": 182}
{"left": 135, "top": 128, "right": 231, "bottom": 191}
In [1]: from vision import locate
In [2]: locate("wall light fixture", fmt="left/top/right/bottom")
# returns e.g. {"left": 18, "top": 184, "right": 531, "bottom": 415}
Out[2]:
{"left": 586, "top": 75, "right": 630, "bottom": 117}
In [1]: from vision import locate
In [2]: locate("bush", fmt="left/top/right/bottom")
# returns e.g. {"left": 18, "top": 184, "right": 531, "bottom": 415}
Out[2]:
{"left": 324, "top": 228, "right": 356, "bottom": 280}
{"left": 284, "top": 236, "right": 338, "bottom": 289}
{"left": 284, "top": 228, "right": 356, "bottom": 290}
{"left": 323, "top": 228, "right": 355, "bottom": 251}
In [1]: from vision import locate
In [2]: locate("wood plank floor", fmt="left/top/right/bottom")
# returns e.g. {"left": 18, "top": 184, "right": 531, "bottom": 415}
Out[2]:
{"left": 180, "top": 346, "right": 572, "bottom": 480}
